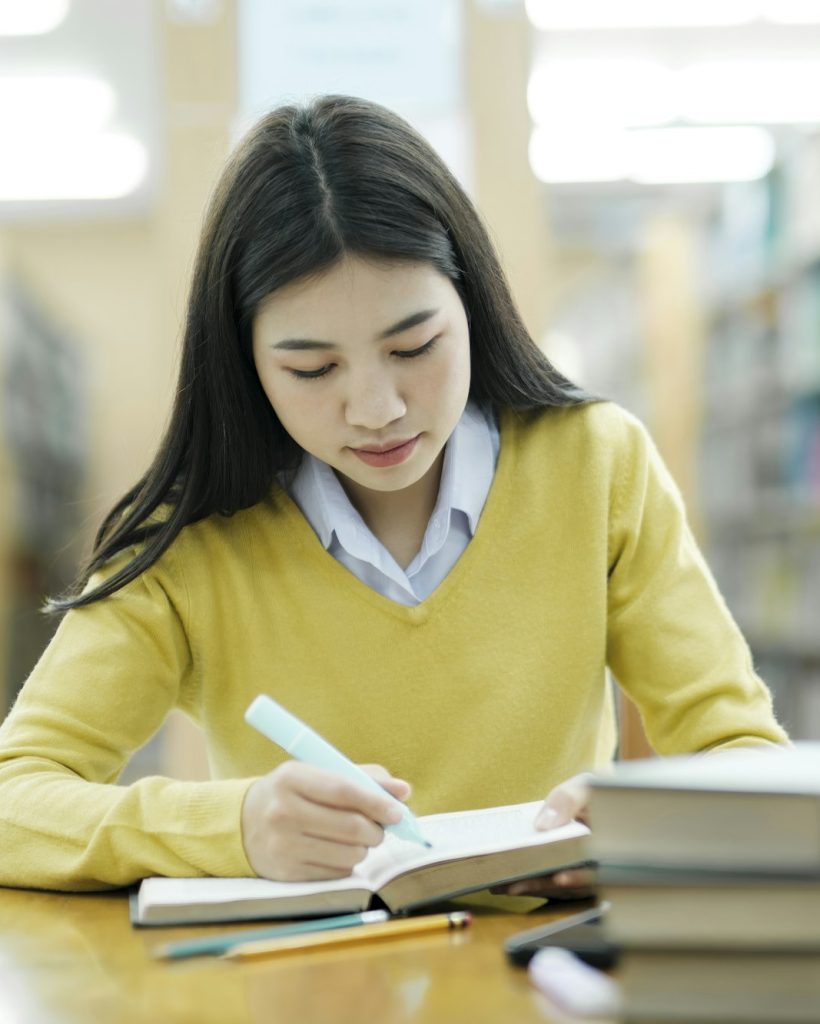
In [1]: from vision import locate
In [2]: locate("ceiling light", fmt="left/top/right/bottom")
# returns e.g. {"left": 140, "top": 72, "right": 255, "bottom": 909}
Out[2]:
{"left": 525, "top": 0, "right": 760, "bottom": 30}
{"left": 529, "top": 58, "right": 820, "bottom": 129}
{"left": 0, "top": 133, "right": 148, "bottom": 200}
{"left": 629, "top": 126, "right": 775, "bottom": 183}
{"left": 529, "top": 127, "right": 630, "bottom": 183}
{"left": 526, "top": 0, "right": 820, "bottom": 29}
{"left": 528, "top": 60, "right": 676, "bottom": 129}
{"left": 0, "top": 76, "right": 115, "bottom": 136}
{"left": 761, "top": 0, "right": 820, "bottom": 22}
{"left": 529, "top": 126, "right": 775, "bottom": 184}
{"left": 681, "top": 62, "right": 820, "bottom": 123}
{"left": 0, "top": 0, "right": 69, "bottom": 35}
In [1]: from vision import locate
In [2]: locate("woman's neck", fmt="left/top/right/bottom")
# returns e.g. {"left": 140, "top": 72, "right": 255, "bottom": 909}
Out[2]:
{"left": 336, "top": 450, "right": 444, "bottom": 569}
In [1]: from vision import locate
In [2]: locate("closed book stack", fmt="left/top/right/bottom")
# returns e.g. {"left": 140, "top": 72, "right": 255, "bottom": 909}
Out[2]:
{"left": 588, "top": 743, "right": 820, "bottom": 1022}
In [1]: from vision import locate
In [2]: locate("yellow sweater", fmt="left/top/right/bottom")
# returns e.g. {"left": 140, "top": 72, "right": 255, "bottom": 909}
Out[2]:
{"left": 0, "top": 402, "right": 787, "bottom": 890}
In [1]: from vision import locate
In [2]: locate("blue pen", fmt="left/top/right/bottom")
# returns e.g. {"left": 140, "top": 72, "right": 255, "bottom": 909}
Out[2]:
{"left": 155, "top": 909, "right": 391, "bottom": 960}
{"left": 245, "top": 695, "right": 432, "bottom": 848}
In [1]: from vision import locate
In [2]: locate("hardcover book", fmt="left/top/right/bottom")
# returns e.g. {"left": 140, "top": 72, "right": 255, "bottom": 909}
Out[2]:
{"left": 132, "top": 800, "right": 589, "bottom": 926}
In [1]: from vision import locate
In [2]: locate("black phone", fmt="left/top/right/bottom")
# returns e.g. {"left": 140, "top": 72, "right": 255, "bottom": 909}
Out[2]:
{"left": 504, "top": 904, "right": 619, "bottom": 969}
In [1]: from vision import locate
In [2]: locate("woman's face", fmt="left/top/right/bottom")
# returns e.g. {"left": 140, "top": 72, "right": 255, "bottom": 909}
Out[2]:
{"left": 252, "top": 255, "right": 471, "bottom": 501}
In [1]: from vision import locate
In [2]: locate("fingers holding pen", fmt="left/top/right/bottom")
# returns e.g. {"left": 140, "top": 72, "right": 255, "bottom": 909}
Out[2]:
{"left": 275, "top": 832, "right": 372, "bottom": 881}
{"left": 240, "top": 761, "right": 408, "bottom": 882}
{"left": 358, "top": 763, "right": 412, "bottom": 803}
{"left": 292, "top": 762, "right": 407, "bottom": 827}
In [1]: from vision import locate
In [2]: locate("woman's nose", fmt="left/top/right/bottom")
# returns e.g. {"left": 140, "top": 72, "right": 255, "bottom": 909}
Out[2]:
{"left": 344, "top": 371, "right": 407, "bottom": 430}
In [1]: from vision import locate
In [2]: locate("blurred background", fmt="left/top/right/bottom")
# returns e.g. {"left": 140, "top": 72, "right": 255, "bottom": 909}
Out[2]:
{"left": 1, "top": 0, "right": 818, "bottom": 779}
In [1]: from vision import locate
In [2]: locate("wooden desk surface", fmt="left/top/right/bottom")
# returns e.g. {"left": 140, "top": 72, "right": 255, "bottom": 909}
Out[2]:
{"left": 0, "top": 887, "right": 610, "bottom": 1024}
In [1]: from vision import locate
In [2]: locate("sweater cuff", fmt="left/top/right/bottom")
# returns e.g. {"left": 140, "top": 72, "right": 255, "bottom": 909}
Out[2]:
{"left": 181, "top": 777, "right": 256, "bottom": 877}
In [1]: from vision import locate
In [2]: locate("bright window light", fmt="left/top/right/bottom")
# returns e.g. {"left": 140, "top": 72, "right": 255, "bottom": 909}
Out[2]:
{"left": 529, "top": 126, "right": 775, "bottom": 184}
{"left": 0, "top": 0, "right": 69, "bottom": 35}
{"left": 0, "top": 133, "right": 148, "bottom": 200}
{"left": 528, "top": 60, "right": 676, "bottom": 129}
{"left": 0, "top": 76, "right": 115, "bottom": 136}
{"left": 682, "top": 62, "right": 820, "bottom": 123}
{"left": 526, "top": 0, "right": 760, "bottom": 30}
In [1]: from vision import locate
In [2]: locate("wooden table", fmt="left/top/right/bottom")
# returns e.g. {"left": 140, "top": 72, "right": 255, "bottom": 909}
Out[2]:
{"left": 0, "top": 887, "right": 612, "bottom": 1023}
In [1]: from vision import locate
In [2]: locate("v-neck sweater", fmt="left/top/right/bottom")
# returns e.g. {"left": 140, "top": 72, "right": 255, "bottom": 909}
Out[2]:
{"left": 0, "top": 401, "right": 787, "bottom": 889}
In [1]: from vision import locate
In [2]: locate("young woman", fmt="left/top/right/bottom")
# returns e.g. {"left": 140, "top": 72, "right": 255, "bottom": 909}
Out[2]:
{"left": 0, "top": 95, "right": 787, "bottom": 896}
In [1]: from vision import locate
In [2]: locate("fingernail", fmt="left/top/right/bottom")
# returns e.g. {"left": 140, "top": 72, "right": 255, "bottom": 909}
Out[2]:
{"left": 535, "top": 807, "right": 559, "bottom": 829}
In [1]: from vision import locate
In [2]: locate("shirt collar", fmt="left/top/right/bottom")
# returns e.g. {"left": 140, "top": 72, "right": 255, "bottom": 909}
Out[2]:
{"left": 437, "top": 400, "right": 496, "bottom": 536}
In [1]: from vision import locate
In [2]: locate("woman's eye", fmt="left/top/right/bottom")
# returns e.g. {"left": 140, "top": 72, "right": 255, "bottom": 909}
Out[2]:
{"left": 394, "top": 336, "right": 440, "bottom": 359}
{"left": 286, "top": 336, "right": 439, "bottom": 381}
{"left": 288, "top": 364, "right": 334, "bottom": 380}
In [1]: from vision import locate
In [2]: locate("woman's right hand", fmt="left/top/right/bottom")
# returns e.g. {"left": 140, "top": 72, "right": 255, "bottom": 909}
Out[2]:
{"left": 240, "top": 761, "right": 411, "bottom": 881}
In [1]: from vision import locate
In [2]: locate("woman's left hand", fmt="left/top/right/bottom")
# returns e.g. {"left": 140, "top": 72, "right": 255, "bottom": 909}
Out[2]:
{"left": 490, "top": 772, "right": 597, "bottom": 900}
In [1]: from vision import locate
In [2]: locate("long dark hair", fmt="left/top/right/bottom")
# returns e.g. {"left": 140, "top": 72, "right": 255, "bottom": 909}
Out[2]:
{"left": 49, "top": 94, "right": 592, "bottom": 613}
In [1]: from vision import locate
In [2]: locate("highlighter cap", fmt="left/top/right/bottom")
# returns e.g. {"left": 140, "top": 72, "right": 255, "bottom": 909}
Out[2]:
{"left": 245, "top": 695, "right": 308, "bottom": 753}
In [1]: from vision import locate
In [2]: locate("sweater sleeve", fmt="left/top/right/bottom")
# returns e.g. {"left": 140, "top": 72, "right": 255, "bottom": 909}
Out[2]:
{"left": 605, "top": 412, "right": 790, "bottom": 755}
{"left": 0, "top": 548, "right": 255, "bottom": 891}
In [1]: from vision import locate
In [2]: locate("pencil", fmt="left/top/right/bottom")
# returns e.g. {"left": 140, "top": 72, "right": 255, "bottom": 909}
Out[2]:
{"left": 154, "top": 909, "right": 391, "bottom": 960}
{"left": 223, "top": 911, "right": 472, "bottom": 961}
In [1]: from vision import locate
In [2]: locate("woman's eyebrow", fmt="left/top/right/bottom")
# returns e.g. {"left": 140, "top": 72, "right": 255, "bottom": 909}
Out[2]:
{"left": 272, "top": 308, "right": 440, "bottom": 351}
{"left": 379, "top": 308, "right": 439, "bottom": 339}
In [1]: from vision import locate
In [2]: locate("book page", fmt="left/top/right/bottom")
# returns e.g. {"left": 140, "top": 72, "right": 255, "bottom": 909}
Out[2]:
{"left": 139, "top": 872, "right": 367, "bottom": 914}
{"left": 354, "top": 801, "right": 588, "bottom": 890}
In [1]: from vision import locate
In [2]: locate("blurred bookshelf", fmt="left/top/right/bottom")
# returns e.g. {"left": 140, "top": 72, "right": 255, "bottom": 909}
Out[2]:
{"left": 544, "top": 257, "right": 654, "bottom": 759}
{"left": 698, "top": 133, "right": 820, "bottom": 741}
{"left": 544, "top": 131, "right": 820, "bottom": 744}
{"left": 0, "top": 274, "right": 88, "bottom": 715}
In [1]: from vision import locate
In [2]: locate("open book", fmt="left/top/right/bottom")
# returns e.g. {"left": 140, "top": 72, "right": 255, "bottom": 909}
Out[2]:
{"left": 132, "top": 800, "right": 590, "bottom": 926}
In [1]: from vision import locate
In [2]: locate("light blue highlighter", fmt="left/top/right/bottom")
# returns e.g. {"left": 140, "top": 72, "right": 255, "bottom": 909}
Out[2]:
{"left": 245, "top": 695, "right": 432, "bottom": 848}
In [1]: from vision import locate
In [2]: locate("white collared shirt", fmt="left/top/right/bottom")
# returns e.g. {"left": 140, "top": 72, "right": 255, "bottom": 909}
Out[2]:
{"left": 285, "top": 401, "right": 500, "bottom": 606}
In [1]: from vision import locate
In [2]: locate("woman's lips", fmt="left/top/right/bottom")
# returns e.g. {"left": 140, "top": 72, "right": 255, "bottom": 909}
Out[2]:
{"left": 351, "top": 435, "right": 420, "bottom": 468}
